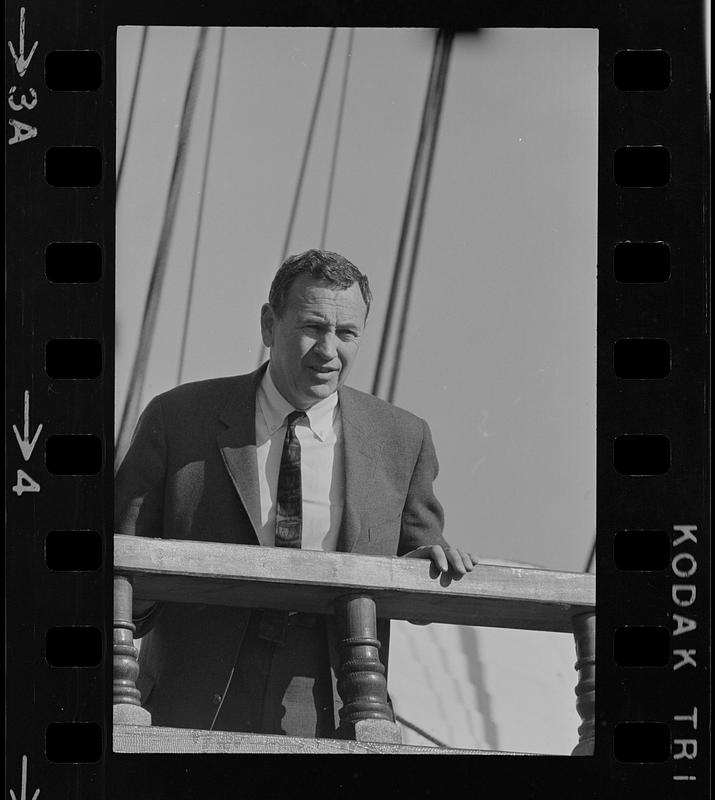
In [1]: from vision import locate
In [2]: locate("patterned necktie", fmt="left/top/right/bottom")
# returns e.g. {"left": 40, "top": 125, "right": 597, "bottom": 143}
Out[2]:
{"left": 275, "top": 410, "right": 306, "bottom": 548}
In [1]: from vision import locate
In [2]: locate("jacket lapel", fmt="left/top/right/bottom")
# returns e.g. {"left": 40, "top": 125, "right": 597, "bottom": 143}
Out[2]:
{"left": 216, "top": 375, "right": 381, "bottom": 550}
{"left": 337, "top": 387, "right": 382, "bottom": 553}
{"left": 216, "top": 366, "right": 267, "bottom": 541}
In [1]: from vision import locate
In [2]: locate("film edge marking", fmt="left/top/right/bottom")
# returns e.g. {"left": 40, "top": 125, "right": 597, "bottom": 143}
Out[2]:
{"left": 7, "top": 6, "right": 39, "bottom": 145}
{"left": 11, "top": 389, "right": 43, "bottom": 495}
{"left": 671, "top": 524, "right": 699, "bottom": 781}
{"left": 9, "top": 754, "right": 40, "bottom": 800}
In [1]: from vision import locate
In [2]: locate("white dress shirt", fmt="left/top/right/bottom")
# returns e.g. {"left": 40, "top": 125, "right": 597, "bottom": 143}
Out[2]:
{"left": 255, "top": 367, "right": 344, "bottom": 551}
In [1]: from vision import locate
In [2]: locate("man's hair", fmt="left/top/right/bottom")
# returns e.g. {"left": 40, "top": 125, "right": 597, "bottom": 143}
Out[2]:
{"left": 268, "top": 249, "right": 372, "bottom": 318}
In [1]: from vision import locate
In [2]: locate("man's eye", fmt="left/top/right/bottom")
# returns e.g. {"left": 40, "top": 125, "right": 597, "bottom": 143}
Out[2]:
{"left": 339, "top": 330, "right": 358, "bottom": 340}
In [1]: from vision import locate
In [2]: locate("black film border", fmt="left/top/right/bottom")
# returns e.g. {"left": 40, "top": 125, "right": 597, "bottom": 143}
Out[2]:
{"left": 4, "top": 1, "right": 709, "bottom": 798}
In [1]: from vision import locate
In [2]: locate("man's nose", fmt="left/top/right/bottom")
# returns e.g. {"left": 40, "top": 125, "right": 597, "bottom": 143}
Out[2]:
{"left": 314, "top": 331, "right": 339, "bottom": 360}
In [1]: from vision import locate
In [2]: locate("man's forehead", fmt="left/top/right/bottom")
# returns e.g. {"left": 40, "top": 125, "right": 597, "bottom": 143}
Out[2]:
{"left": 286, "top": 277, "right": 366, "bottom": 312}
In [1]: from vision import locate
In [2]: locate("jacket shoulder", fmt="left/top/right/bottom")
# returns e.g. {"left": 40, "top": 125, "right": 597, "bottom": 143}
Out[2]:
{"left": 155, "top": 375, "right": 246, "bottom": 402}
{"left": 340, "top": 385, "right": 425, "bottom": 433}
{"left": 147, "top": 374, "right": 254, "bottom": 421}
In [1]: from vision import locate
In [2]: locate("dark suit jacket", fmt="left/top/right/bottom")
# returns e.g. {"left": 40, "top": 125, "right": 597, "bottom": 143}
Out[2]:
{"left": 114, "top": 365, "right": 447, "bottom": 732}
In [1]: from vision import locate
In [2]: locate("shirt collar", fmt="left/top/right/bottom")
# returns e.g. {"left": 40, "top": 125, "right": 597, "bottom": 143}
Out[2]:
{"left": 258, "top": 365, "right": 339, "bottom": 442}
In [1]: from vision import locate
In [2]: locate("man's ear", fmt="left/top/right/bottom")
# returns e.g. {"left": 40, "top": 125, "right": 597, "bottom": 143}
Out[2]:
{"left": 260, "top": 303, "right": 275, "bottom": 348}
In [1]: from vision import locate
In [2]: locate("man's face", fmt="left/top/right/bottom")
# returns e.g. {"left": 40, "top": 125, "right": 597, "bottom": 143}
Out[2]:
{"left": 261, "top": 275, "right": 367, "bottom": 409}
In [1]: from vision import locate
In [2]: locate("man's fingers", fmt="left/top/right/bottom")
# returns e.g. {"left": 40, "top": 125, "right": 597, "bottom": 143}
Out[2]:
{"left": 446, "top": 547, "right": 480, "bottom": 574}
{"left": 439, "top": 570, "right": 454, "bottom": 587}
{"left": 403, "top": 545, "right": 449, "bottom": 574}
{"left": 430, "top": 546, "right": 450, "bottom": 573}
{"left": 402, "top": 545, "right": 477, "bottom": 579}
{"left": 445, "top": 548, "right": 467, "bottom": 576}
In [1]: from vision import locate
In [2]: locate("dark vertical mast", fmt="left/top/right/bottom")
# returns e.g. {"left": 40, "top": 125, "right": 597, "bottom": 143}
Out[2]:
{"left": 387, "top": 30, "right": 454, "bottom": 404}
{"left": 176, "top": 27, "right": 227, "bottom": 386}
{"left": 372, "top": 29, "right": 454, "bottom": 401}
{"left": 256, "top": 28, "right": 337, "bottom": 368}
{"left": 116, "top": 27, "right": 209, "bottom": 470}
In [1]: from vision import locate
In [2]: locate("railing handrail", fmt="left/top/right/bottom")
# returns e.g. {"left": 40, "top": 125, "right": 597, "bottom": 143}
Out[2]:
{"left": 114, "top": 534, "right": 595, "bottom": 632}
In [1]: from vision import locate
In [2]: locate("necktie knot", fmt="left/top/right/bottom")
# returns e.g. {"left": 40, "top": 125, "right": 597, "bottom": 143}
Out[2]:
{"left": 285, "top": 410, "right": 306, "bottom": 430}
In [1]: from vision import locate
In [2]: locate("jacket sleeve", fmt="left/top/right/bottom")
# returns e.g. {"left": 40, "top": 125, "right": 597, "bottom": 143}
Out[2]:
{"left": 115, "top": 395, "right": 167, "bottom": 539}
{"left": 397, "top": 419, "right": 449, "bottom": 556}
{"left": 115, "top": 395, "right": 168, "bottom": 636}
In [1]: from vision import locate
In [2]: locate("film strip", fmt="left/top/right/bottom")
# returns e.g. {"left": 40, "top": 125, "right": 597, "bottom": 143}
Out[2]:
{"left": 5, "top": 1, "right": 709, "bottom": 798}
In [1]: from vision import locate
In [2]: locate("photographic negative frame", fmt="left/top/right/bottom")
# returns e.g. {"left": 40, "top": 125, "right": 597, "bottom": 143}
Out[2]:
{"left": 5, "top": 0, "right": 709, "bottom": 797}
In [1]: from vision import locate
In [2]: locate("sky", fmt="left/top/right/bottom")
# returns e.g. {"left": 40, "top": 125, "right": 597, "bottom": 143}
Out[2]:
{"left": 116, "top": 26, "right": 598, "bottom": 572}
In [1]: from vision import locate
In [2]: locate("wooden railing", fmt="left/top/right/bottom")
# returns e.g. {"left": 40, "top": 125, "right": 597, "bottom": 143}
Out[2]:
{"left": 113, "top": 535, "right": 595, "bottom": 755}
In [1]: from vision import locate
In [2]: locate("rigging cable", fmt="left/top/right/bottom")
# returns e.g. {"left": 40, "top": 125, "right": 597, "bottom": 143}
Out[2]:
{"left": 371, "top": 30, "right": 447, "bottom": 398}
{"left": 394, "top": 713, "right": 448, "bottom": 748}
{"left": 256, "top": 27, "right": 337, "bottom": 367}
{"left": 387, "top": 30, "right": 454, "bottom": 404}
{"left": 116, "top": 27, "right": 209, "bottom": 470}
{"left": 116, "top": 26, "right": 149, "bottom": 196}
{"left": 320, "top": 28, "right": 355, "bottom": 250}
{"left": 176, "top": 27, "right": 227, "bottom": 386}
{"left": 279, "top": 27, "right": 336, "bottom": 263}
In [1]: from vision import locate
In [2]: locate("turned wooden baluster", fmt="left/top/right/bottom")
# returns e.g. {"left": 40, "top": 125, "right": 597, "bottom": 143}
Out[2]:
{"left": 113, "top": 574, "right": 151, "bottom": 725}
{"left": 571, "top": 611, "right": 595, "bottom": 755}
{"left": 334, "top": 593, "right": 401, "bottom": 743}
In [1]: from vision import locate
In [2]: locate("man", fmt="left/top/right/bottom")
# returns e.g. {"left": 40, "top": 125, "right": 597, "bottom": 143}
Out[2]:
{"left": 115, "top": 249, "right": 476, "bottom": 738}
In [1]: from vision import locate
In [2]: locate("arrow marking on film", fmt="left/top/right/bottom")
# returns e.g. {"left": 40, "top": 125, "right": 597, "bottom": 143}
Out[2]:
{"left": 7, "top": 8, "right": 38, "bottom": 78}
{"left": 9, "top": 754, "right": 40, "bottom": 800}
{"left": 13, "top": 391, "right": 43, "bottom": 461}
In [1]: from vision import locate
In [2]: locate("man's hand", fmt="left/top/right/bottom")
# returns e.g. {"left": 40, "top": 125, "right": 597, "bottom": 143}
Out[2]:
{"left": 402, "top": 545, "right": 478, "bottom": 586}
